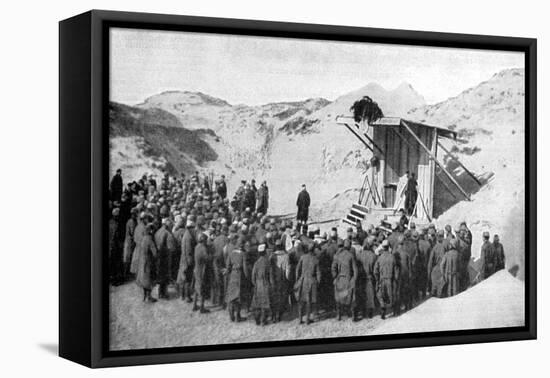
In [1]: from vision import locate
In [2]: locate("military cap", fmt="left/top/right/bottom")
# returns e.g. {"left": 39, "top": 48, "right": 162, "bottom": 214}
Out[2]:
{"left": 482, "top": 231, "right": 490, "bottom": 238}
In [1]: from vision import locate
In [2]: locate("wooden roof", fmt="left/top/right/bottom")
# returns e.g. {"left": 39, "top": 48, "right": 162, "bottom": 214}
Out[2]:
{"left": 369, "top": 117, "right": 457, "bottom": 139}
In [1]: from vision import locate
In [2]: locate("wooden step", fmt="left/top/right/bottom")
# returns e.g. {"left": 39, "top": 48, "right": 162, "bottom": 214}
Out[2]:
{"left": 351, "top": 203, "right": 369, "bottom": 214}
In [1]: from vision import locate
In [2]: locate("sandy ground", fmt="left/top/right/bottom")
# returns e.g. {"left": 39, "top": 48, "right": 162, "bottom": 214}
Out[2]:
{"left": 110, "top": 270, "right": 524, "bottom": 351}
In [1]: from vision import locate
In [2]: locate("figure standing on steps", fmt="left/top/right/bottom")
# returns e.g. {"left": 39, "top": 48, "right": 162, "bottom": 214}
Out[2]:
{"left": 296, "top": 184, "right": 311, "bottom": 235}
{"left": 404, "top": 171, "right": 418, "bottom": 216}
{"left": 294, "top": 244, "right": 321, "bottom": 325}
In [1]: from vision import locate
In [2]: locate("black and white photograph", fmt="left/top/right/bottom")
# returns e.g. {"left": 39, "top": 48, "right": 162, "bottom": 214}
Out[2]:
{"left": 107, "top": 27, "right": 527, "bottom": 351}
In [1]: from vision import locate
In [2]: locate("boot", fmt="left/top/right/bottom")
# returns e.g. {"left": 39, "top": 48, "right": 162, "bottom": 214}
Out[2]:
{"left": 235, "top": 304, "right": 242, "bottom": 322}
{"left": 229, "top": 304, "right": 236, "bottom": 322}
{"left": 381, "top": 308, "right": 386, "bottom": 320}
{"left": 306, "top": 303, "right": 312, "bottom": 325}
{"left": 298, "top": 305, "right": 304, "bottom": 324}
{"left": 261, "top": 309, "right": 267, "bottom": 326}
{"left": 146, "top": 290, "right": 157, "bottom": 303}
{"left": 192, "top": 294, "right": 199, "bottom": 311}
{"left": 337, "top": 305, "right": 342, "bottom": 321}
{"left": 199, "top": 299, "right": 210, "bottom": 314}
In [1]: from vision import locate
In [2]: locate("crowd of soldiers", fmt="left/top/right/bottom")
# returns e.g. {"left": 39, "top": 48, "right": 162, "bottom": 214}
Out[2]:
{"left": 108, "top": 168, "right": 507, "bottom": 326}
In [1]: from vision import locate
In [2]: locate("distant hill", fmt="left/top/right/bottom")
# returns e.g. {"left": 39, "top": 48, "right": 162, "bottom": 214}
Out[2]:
{"left": 109, "top": 102, "right": 218, "bottom": 179}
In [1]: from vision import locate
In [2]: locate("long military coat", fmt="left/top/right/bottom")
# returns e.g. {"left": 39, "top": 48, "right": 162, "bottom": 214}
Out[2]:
{"left": 154, "top": 226, "right": 176, "bottom": 283}
{"left": 493, "top": 242, "right": 505, "bottom": 272}
{"left": 479, "top": 241, "right": 495, "bottom": 280}
{"left": 123, "top": 217, "right": 137, "bottom": 264}
{"left": 225, "top": 249, "right": 249, "bottom": 304}
{"left": 331, "top": 249, "right": 357, "bottom": 306}
{"left": 135, "top": 234, "right": 158, "bottom": 290}
{"left": 270, "top": 249, "right": 290, "bottom": 313}
{"left": 294, "top": 253, "right": 321, "bottom": 304}
{"left": 193, "top": 243, "right": 210, "bottom": 297}
{"left": 427, "top": 241, "right": 446, "bottom": 297}
{"left": 176, "top": 228, "right": 196, "bottom": 285}
{"left": 374, "top": 250, "right": 397, "bottom": 310}
{"left": 356, "top": 248, "right": 378, "bottom": 311}
{"left": 251, "top": 255, "right": 274, "bottom": 309}
{"left": 130, "top": 221, "right": 145, "bottom": 274}
{"left": 441, "top": 248, "right": 460, "bottom": 297}
{"left": 395, "top": 246, "right": 412, "bottom": 305}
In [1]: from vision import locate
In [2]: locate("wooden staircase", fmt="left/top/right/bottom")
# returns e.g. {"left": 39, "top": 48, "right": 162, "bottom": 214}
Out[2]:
{"left": 342, "top": 202, "right": 370, "bottom": 226}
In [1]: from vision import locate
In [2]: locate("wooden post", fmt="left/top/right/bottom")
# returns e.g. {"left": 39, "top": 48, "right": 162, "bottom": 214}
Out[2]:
{"left": 401, "top": 120, "right": 470, "bottom": 201}
{"left": 437, "top": 141, "right": 482, "bottom": 186}
{"left": 341, "top": 123, "right": 374, "bottom": 152}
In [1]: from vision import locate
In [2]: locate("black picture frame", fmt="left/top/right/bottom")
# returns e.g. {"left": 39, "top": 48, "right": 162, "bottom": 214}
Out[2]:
{"left": 59, "top": 9, "right": 537, "bottom": 368}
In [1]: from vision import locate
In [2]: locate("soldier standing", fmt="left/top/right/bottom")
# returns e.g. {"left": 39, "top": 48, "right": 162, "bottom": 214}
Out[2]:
{"left": 441, "top": 238, "right": 460, "bottom": 297}
{"left": 294, "top": 244, "right": 321, "bottom": 325}
{"left": 250, "top": 244, "right": 273, "bottom": 325}
{"left": 479, "top": 231, "right": 495, "bottom": 281}
{"left": 374, "top": 240, "right": 397, "bottom": 319}
{"left": 493, "top": 234, "right": 506, "bottom": 272}
{"left": 193, "top": 233, "right": 211, "bottom": 313}
{"left": 270, "top": 239, "right": 290, "bottom": 322}
{"left": 225, "top": 238, "right": 249, "bottom": 322}
{"left": 331, "top": 240, "right": 357, "bottom": 321}
{"left": 356, "top": 236, "right": 378, "bottom": 319}
{"left": 135, "top": 223, "right": 158, "bottom": 303}
{"left": 427, "top": 230, "right": 446, "bottom": 297}
{"left": 296, "top": 184, "right": 311, "bottom": 234}
{"left": 154, "top": 218, "right": 176, "bottom": 299}
{"left": 176, "top": 220, "right": 197, "bottom": 302}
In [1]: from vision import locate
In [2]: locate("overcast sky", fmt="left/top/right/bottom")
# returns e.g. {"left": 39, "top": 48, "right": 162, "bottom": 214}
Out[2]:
{"left": 110, "top": 28, "right": 524, "bottom": 106}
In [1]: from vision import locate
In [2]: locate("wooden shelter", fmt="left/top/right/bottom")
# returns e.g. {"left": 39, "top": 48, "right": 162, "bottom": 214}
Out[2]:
{"left": 336, "top": 115, "right": 479, "bottom": 225}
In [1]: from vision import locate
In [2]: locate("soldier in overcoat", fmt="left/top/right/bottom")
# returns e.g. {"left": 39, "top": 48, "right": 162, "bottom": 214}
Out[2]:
{"left": 356, "top": 236, "right": 378, "bottom": 319}
{"left": 441, "top": 238, "right": 460, "bottom": 297}
{"left": 176, "top": 220, "right": 197, "bottom": 302}
{"left": 250, "top": 244, "right": 273, "bottom": 325}
{"left": 331, "top": 240, "right": 357, "bottom": 321}
{"left": 374, "top": 240, "right": 397, "bottom": 319}
{"left": 270, "top": 239, "right": 290, "bottom": 322}
{"left": 154, "top": 218, "right": 176, "bottom": 299}
{"left": 135, "top": 223, "right": 158, "bottom": 303}
{"left": 193, "top": 233, "right": 211, "bottom": 313}
{"left": 225, "top": 238, "right": 249, "bottom": 322}
{"left": 427, "top": 230, "right": 446, "bottom": 297}
{"left": 294, "top": 244, "right": 321, "bottom": 324}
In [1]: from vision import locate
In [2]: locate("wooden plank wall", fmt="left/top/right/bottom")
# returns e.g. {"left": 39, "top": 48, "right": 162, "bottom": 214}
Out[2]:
{"left": 371, "top": 124, "right": 436, "bottom": 219}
